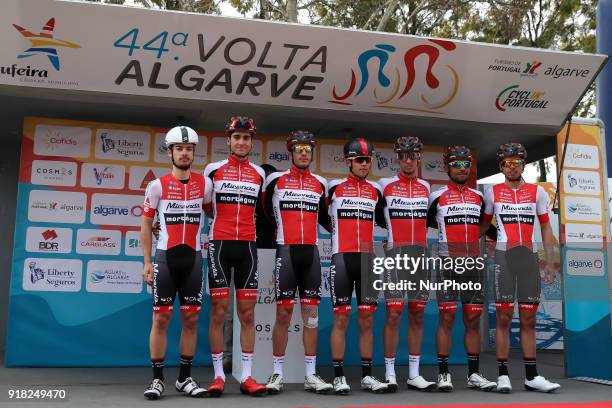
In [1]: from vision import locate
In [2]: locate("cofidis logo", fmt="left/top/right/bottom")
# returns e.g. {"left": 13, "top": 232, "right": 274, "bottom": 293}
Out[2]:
{"left": 12, "top": 18, "right": 80, "bottom": 71}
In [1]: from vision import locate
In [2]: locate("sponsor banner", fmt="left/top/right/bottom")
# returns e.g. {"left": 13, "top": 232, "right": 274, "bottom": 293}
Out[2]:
{"left": 128, "top": 166, "right": 167, "bottom": 191}
{"left": 0, "top": 0, "right": 605, "bottom": 127}
{"left": 556, "top": 122, "right": 612, "bottom": 379}
{"left": 25, "top": 227, "right": 72, "bottom": 253}
{"left": 372, "top": 148, "right": 399, "bottom": 177}
{"left": 563, "top": 196, "right": 603, "bottom": 222}
{"left": 563, "top": 143, "right": 600, "bottom": 169}
{"left": 30, "top": 160, "right": 77, "bottom": 186}
{"left": 85, "top": 260, "right": 143, "bottom": 293}
{"left": 125, "top": 230, "right": 157, "bottom": 258}
{"left": 564, "top": 223, "right": 604, "bottom": 244}
{"left": 317, "top": 238, "right": 332, "bottom": 266}
{"left": 94, "top": 129, "right": 150, "bottom": 162}
{"left": 80, "top": 163, "right": 125, "bottom": 189}
{"left": 33, "top": 125, "right": 91, "bottom": 158}
{"left": 90, "top": 193, "right": 143, "bottom": 226}
{"left": 318, "top": 144, "right": 345, "bottom": 175}
{"left": 563, "top": 169, "right": 601, "bottom": 196}
{"left": 22, "top": 258, "right": 82, "bottom": 292}
{"left": 420, "top": 151, "right": 447, "bottom": 180}
{"left": 28, "top": 189, "right": 86, "bottom": 223}
{"left": 565, "top": 249, "right": 605, "bottom": 277}
{"left": 200, "top": 233, "right": 208, "bottom": 254}
{"left": 76, "top": 228, "right": 121, "bottom": 255}
{"left": 265, "top": 140, "right": 292, "bottom": 170}
{"left": 209, "top": 136, "right": 263, "bottom": 164}
{"left": 153, "top": 132, "right": 208, "bottom": 165}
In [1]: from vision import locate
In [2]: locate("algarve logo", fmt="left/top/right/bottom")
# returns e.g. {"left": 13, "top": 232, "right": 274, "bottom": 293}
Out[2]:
{"left": 12, "top": 18, "right": 80, "bottom": 71}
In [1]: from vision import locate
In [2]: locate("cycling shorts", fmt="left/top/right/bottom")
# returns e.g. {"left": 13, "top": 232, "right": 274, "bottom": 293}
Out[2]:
{"left": 207, "top": 240, "right": 258, "bottom": 301}
{"left": 153, "top": 244, "right": 203, "bottom": 313}
{"left": 275, "top": 244, "right": 322, "bottom": 306}
{"left": 435, "top": 256, "right": 485, "bottom": 313}
{"left": 330, "top": 252, "right": 379, "bottom": 313}
{"left": 494, "top": 246, "right": 541, "bottom": 310}
{"left": 383, "top": 245, "right": 430, "bottom": 312}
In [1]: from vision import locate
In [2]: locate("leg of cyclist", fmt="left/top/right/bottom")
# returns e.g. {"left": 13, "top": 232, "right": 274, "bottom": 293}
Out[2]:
{"left": 298, "top": 245, "right": 332, "bottom": 393}
{"left": 494, "top": 249, "right": 517, "bottom": 393}
{"left": 330, "top": 253, "right": 353, "bottom": 395}
{"left": 356, "top": 252, "right": 388, "bottom": 393}
{"left": 436, "top": 258, "right": 457, "bottom": 392}
{"left": 145, "top": 250, "right": 176, "bottom": 399}
{"left": 235, "top": 241, "right": 267, "bottom": 396}
{"left": 206, "top": 240, "right": 232, "bottom": 396}
{"left": 266, "top": 245, "right": 297, "bottom": 394}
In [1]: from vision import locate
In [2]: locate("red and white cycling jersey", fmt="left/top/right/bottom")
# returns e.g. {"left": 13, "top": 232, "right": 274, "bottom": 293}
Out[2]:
{"left": 483, "top": 182, "right": 550, "bottom": 251}
{"left": 143, "top": 172, "right": 210, "bottom": 251}
{"left": 328, "top": 175, "right": 385, "bottom": 254}
{"left": 379, "top": 175, "right": 430, "bottom": 249}
{"left": 264, "top": 166, "right": 329, "bottom": 245}
{"left": 204, "top": 155, "right": 265, "bottom": 241}
{"left": 427, "top": 183, "right": 484, "bottom": 257}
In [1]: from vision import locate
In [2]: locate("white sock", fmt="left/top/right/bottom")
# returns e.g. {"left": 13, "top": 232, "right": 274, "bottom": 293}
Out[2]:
{"left": 305, "top": 354, "right": 316, "bottom": 377}
{"left": 409, "top": 354, "right": 420, "bottom": 379}
{"left": 273, "top": 354, "right": 284, "bottom": 376}
{"left": 385, "top": 356, "right": 396, "bottom": 379}
{"left": 241, "top": 351, "right": 253, "bottom": 382}
{"left": 211, "top": 351, "right": 225, "bottom": 381}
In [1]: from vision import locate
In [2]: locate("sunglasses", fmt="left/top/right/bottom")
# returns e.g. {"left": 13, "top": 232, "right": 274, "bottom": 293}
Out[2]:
{"left": 502, "top": 159, "right": 525, "bottom": 168}
{"left": 293, "top": 145, "right": 312, "bottom": 154}
{"left": 449, "top": 160, "right": 471, "bottom": 169}
{"left": 398, "top": 152, "right": 421, "bottom": 160}
{"left": 349, "top": 156, "right": 372, "bottom": 164}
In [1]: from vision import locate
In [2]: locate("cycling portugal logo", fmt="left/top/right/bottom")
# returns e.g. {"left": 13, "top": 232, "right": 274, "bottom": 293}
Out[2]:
{"left": 329, "top": 39, "right": 460, "bottom": 114}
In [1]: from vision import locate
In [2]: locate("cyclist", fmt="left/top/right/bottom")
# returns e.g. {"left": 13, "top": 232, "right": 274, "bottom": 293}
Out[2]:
{"left": 141, "top": 126, "right": 210, "bottom": 399}
{"left": 378, "top": 136, "right": 436, "bottom": 392}
{"left": 328, "top": 138, "right": 389, "bottom": 395}
{"left": 264, "top": 131, "right": 333, "bottom": 394}
{"left": 427, "top": 145, "right": 497, "bottom": 392}
{"left": 480, "top": 142, "right": 560, "bottom": 393}
{"left": 203, "top": 117, "right": 267, "bottom": 397}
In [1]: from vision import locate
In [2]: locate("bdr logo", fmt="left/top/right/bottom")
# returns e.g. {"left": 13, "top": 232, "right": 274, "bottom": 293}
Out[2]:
{"left": 25, "top": 227, "right": 72, "bottom": 253}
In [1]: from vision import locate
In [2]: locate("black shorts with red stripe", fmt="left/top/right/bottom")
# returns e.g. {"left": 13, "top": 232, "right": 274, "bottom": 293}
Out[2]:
{"left": 153, "top": 244, "right": 203, "bottom": 313}
{"left": 494, "top": 246, "right": 541, "bottom": 311}
{"left": 330, "top": 252, "right": 379, "bottom": 313}
{"left": 275, "top": 244, "right": 321, "bottom": 307}
{"left": 383, "top": 245, "right": 430, "bottom": 312}
{"left": 207, "top": 240, "right": 258, "bottom": 301}
{"left": 435, "top": 256, "right": 485, "bottom": 314}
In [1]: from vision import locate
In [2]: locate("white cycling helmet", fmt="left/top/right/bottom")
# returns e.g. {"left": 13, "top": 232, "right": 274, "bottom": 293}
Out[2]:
{"left": 165, "top": 126, "right": 198, "bottom": 148}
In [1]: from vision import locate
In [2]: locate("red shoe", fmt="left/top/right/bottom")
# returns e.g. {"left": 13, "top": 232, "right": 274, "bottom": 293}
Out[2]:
{"left": 207, "top": 377, "right": 225, "bottom": 397}
{"left": 240, "top": 376, "right": 267, "bottom": 396}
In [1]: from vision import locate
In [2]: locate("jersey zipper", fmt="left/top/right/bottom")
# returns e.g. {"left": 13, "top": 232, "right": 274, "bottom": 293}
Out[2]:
{"left": 299, "top": 174, "right": 304, "bottom": 244}
{"left": 409, "top": 179, "right": 414, "bottom": 245}
{"left": 514, "top": 187, "right": 523, "bottom": 243}
{"left": 182, "top": 181, "right": 187, "bottom": 243}
{"left": 460, "top": 187, "right": 468, "bottom": 251}
{"left": 236, "top": 162, "right": 241, "bottom": 240}
{"left": 357, "top": 180, "right": 361, "bottom": 251}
